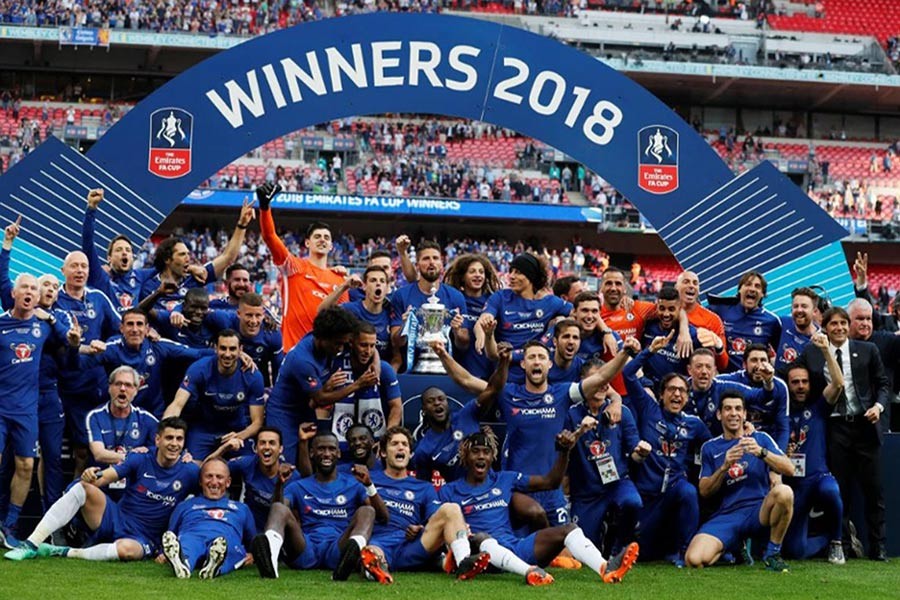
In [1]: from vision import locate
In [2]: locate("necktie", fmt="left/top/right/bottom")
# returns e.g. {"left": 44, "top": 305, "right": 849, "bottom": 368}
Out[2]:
{"left": 834, "top": 348, "right": 848, "bottom": 415}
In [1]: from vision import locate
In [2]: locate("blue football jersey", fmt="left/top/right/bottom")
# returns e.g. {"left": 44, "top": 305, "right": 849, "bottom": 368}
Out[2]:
{"left": 180, "top": 356, "right": 265, "bottom": 433}
{"left": 228, "top": 454, "right": 301, "bottom": 530}
{"left": 498, "top": 382, "right": 583, "bottom": 475}
{"left": 439, "top": 470, "right": 529, "bottom": 548}
{"left": 699, "top": 431, "right": 783, "bottom": 513}
{"left": 112, "top": 451, "right": 200, "bottom": 538}
{"left": 483, "top": 289, "right": 571, "bottom": 348}
{"left": 283, "top": 473, "right": 368, "bottom": 541}
{"left": 413, "top": 399, "right": 482, "bottom": 483}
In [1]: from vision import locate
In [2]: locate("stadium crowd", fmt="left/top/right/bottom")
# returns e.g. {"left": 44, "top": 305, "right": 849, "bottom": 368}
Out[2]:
{"left": 0, "top": 179, "right": 895, "bottom": 586}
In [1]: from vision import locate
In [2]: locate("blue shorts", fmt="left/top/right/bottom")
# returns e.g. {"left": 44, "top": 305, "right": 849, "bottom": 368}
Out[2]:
{"left": 370, "top": 534, "right": 435, "bottom": 571}
{"left": 89, "top": 498, "right": 157, "bottom": 558}
{"left": 0, "top": 412, "right": 39, "bottom": 458}
{"left": 697, "top": 501, "right": 764, "bottom": 552}
{"left": 494, "top": 532, "right": 539, "bottom": 566}
{"left": 289, "top": 532, "right": 342, "bottom": 570}
{"left": 179, "top": 531, "right": 247, "bottom": 575}
{"left": 527, "top": 488, "right": 569, "bottom": 525}
{"left": 571, "top": 479, "right": 643, "bottom": 544}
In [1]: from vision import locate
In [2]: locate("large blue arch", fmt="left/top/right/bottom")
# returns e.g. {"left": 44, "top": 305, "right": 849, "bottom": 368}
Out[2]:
{"left": 0, "top": 13, "right": 851, "bottom": 311}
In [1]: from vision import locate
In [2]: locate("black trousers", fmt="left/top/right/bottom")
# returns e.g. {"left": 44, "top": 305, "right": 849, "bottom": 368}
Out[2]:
{"left": 827, "top": 417, "right": 886, "bottom": 551}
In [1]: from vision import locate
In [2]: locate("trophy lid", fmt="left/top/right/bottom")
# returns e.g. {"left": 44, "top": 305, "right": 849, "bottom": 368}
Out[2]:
{"left": 422, "top": 285, "right": 443, "bottom": 308}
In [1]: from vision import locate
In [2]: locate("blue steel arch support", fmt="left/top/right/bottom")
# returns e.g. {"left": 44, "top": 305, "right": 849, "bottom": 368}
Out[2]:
{"left": 0, "top": 13, "right": 850, "bottom": 307}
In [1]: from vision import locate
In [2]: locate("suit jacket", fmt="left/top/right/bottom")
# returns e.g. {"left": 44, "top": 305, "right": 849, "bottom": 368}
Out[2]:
{"left": 800, "top": 339, "right": 891, "bottom": 442}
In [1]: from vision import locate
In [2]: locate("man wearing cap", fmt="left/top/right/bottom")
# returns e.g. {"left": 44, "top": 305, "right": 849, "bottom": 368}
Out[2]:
{"left": 475, "top": 253, "right": 571, "bottom": 356}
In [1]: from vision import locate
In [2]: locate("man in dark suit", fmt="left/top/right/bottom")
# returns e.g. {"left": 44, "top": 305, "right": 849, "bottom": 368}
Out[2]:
{"left": 847, "top": 298, "right": 900, "bottom": 433}
{"left": 800, "top": 306, "right": 891, "bottom": 561}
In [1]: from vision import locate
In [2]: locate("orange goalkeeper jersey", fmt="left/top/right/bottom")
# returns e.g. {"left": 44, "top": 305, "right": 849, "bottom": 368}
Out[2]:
{"left": 260, "top": 209, "right": 347, "bottom": 352}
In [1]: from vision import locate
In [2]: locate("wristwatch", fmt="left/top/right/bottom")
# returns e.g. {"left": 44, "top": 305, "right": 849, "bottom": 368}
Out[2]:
{"left": 757, "top": 447, "right": 768, "bottom": 459}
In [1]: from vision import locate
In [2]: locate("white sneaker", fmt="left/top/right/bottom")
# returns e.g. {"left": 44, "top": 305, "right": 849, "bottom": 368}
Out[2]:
{"left": 162, "top": 531, "right": 191, "bottom": 579}
{"left": 828, "top": 541, "right": 846, "bottom": 565}
{"left": 199, "top": 536, "right": 228, "bottom": 580}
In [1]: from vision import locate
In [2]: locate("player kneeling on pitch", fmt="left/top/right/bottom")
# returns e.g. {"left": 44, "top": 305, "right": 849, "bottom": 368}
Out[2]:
{"left": 162, "top": 458, "right": 256, "bottom": 579}
{"left": 5, "top": 418, "right": 199, "bottom": 562}
{"left": 439, "top": 430, "right": 639, "bottom": 586}
{"left": 357, "top": 426, "right": 491, "bottom": 584}
{"left": 250, "top": 432, "right": 389, "bottom": 580}
{"left": 685, "top": 392, "right": 795, "bottom": 571}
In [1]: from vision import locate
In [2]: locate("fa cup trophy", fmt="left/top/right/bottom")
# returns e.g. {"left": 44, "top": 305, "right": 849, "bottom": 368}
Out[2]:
{"left": 411, "top": 287, "right": 449, "bottom": 374}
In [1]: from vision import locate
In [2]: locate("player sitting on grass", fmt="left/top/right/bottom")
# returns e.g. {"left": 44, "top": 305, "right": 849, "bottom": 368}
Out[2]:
{"left": 162, "top": 458, "right": 256, "bottom": 579}
{"left": 357, "top": 426, "right": 491, "bottom": 584}
{"left": 249, "top": 432, "right": 388, "bottom": 580}
{"left": 5, "top": 418, "right": 199, "bottom": 562}
{"left": 439, "top": 430, "right": 639, "bottom": 586}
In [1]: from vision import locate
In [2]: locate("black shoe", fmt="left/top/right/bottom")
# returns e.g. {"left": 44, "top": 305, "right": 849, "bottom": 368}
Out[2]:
{"left": 869, "top": 545, "right": 890, "bottom": 562}
{"left": 251, "top": 534, "right": 278, "bottom": 579}
{"left": 333, "top": 541, "right": 362, "bottom": 581}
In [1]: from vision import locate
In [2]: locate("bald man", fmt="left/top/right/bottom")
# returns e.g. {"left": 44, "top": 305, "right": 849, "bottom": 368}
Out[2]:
{"left": 55, "top": 251, "right": 121, "bottom": 475}
{"left": 675, "top": 271, "right": 729, "bottom": 371}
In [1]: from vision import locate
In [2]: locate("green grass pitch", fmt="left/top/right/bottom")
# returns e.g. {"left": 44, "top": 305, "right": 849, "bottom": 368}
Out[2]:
{"left": 1, "top": 556, "right": 898, "bottom": 600}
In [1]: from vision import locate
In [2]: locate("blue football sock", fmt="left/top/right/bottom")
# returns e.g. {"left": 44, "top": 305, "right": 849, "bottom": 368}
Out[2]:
{"left": 4, "top": 503, "right": 22, "bottom": 528}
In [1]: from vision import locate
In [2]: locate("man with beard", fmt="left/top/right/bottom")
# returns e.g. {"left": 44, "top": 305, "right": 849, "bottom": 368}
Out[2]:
{"left": 782, "top": 358, "right": 845, "bottom": 564}
{"left": 774, "top": 288, "right": 820, "bottom": 374}
{"left": 599, "top": 268, "right": 655, "bottom": 341}
{"left": 685, "top": 394, "right": 795, "bottom": 571}
{"left": 164, "top": 330, "right": 266, "bottom": 460}
{"left": 250, "top": 432, "right": 389, "bottom": 579}
{"left": 6, "top": 417, "right": 199, "bottom": 562}
{"left": 162, "top": 459, "right": 256, "bottom": 579}
{"left": 391, "top": 241, "right": 468, "bottom": 371}
{"left": 323, "top": 323, "right": 401, "bottom": 451}
{"left": 509, "top": 319, "right": 585, "bottom": 385}
{"left": 718, "top": 344, "right": 789, "bottom": 450}
{"left": 565, "top": 353, "right": 650, "bottom": 556}
{"left": 209, "top": 265, "right": 253, "bottom": 311}
{"left": 675, "top": 271, "right": 729, "bottom": 371}
{"left": 265, "top": 307, "right": 360, "bottom": 467}
{"left": 298, "top": 422, "right": 383, "bottom": 477}
{"left": 212, "top": 427, "right": 300, "bottom": 531}
{"left": 684, "top": 348, "right": 775, "bottom": 437}
{"left": 0, "top": 272, "right": 80, "bottom": 547}
{"left": 622, "top": 337, "right": 711, "bottom": 566}
{"left": 81, "top": 189, "right": 155, "bottom": 314}
{"left": 639, "top": 287, "right": 702, "bottom": 386}
{"left": 139, "top": 199, "right": 255, "bottom": 311}
{"left": 75, "top": 309, "right": 213, "bottom": 418}
{"left": 480, "top": 339, "right": 633, "bottom": 527}
{"left": 143, "top": 288, "right": 216, "bottom": 349}
{"left": 709, "top": 271, "right": 781, "bottom": 372}
{"left": 440, "top": 430, "right": 639, "bottom": 585}
{"left": 359, "top": 426, "right": 492, "bottom": 583}
{"left": 411, "top": 385, "right": 484, "bottom": 484}
{"left": 256, "top": 183, "right": 348, "bottom": 352}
